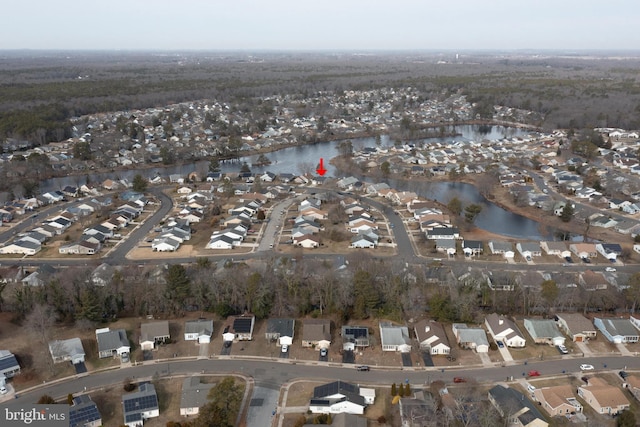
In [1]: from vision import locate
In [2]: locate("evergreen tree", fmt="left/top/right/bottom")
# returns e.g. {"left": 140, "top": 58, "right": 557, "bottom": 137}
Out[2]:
{"left": 560, "top": 203, "right": 574, "bottom": 223}
{"left": 165, "top": 264, "right": 191, "bottom": 315}
{"left": 132, "top": 174, "right": 148, "bottom": 193}
{"left": 391, "top": 383, "right": 397, "bottom": 396}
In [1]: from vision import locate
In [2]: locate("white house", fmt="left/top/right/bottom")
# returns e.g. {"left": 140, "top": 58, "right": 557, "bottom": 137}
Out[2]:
{"left": 184, "top": 319, "right": 214, "bottom": 344}
{"left": 309, "top": 381, "right": 374, "bottom": 415}
{"left": 414, "top": 319, "right": 451, "bottom": 355}
{"left": 379, "top": 322, "right": 411, "bottom": 352}
{"left": 484, "top": 313, "right": 526, "bottom": 348}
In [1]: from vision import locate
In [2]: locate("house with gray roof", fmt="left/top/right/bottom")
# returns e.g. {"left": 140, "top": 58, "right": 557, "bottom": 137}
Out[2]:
{"left": 309, "top": 380, "right": 375, "bottom": 415}
{"left": 524, "top": 319, "right": 565, "bottom": 346}
{"left": 184, "top": 319, "right": 214, "bottom": 344}
{"left": 122, "top": 382, "right": 159, "bottom": 427}
{"left": 96, "top": 328, "right": 130, "bottom": 359}
{"left": 48, "top": 338, "right": 85, "bottom": 364}
{"left": 180, "top": 377, "right": 215, "bottom": 416}
{"left": 516, "top": 242, "right": 542, "bottom": 258}
{"left": 489, "top": 385, "right": 548, "bottom": 427}
{"left": 594, "top": 318, "right": 639, "bottom": 343}
{"left": 265, "top": 318, "right": 295, "bottom": 347}
{"left": 488, "top": 241, "right": 514, "bottom": 258}
{"left": 139, "top": 321, "right": 170, "bottom": 351}
{"left": 452, "top": 323, "right": 489, "bottom": 353}
{"left": 379, "top": 322, "right": 411, "bottom": 352}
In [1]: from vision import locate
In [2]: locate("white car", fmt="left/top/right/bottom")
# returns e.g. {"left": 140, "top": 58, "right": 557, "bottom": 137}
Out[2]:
{"left": 580, "top": 364, "right": 595, "bottom": 371}
{"left": 0, "top": 385, "right": 7, "bottom": 395}
{"left": 281, "top": 344, "right": 288, "bottom": 353}
{"left": 605, "top": 267, "right": 616, "bottom": 272}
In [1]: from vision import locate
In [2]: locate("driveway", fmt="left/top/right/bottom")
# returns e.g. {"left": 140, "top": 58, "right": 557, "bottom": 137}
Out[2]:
{"left": 497, "top": 345, "right": 514, "bottom": 362}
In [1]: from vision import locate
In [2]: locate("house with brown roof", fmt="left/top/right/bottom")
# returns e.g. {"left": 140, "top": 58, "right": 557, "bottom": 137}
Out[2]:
{"left": 533, "top": 385, "right": 583, "bottom": 418}
{"left": 577, "top": 377, "right": 629, "bottom": 416}
{"left": 414, "top": 319, "right": 450, "bottom": 355}
{"left": 302, "top": 319, "right": 331, "bottom": 349}
{"left": 485, "top": 313, "right": 526, "bottom": 348}
{"left": 556, "top": 313, "right": 597, "bottom": 342}
{"left": 579, "top": 270, "right": 609, "bottom": 291}
{"left": 569, "top": 243, "right": 598, "bottom": 259}
{"left": 624, "top": 374, "right": 640, "bottom": 401}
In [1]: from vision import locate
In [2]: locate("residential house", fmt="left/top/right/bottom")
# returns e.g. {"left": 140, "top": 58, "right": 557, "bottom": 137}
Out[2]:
{"left": 414, "top": 319, "right": 451, "bottom": 355}
{"left": 488, "top": 241, "right": 515, "bottom": 258}
{"left": 0, "top": 350, "right": 20, "bottom": 379}
{"left": 48, "top": 338, "right": 85, "bottom": 364}
{"left": 485, "top": 313, "right": 526, "bottom": 348}
{"left": 533, "top": 385, "right": 582, "bottom": 418}
{"left": 488, "top": 385, "right": 548, "bottom": 427}
{"left": 569, "top": 243, "right": 598, "bottom": 259}
{"left": 0, "top": 239, "right": 41, "bottom": 255}
{"left": 451, "top": 324, "right": 489, "bottom": 353}
{"left": 555, "top": 313, "right": 597, "bottom": 342}
{"left": 379, "top": 321, "right": 411, "bottom": 352}
{"left": 426, "top": 227, "right": 459, "bottom": 240}
{"left": 309, "top": 381, "right": 375, "bottom": 415}
{"left": 594, "top": 318, "right": 639, "bottom": 343}
{"left": 184, "top": 319, "right": 214, "bottom": 344}
{"left": 341, "top": 325, "right": 370, "bottom": 350}
{"left": 516, "top": 242, "right": 542, "bottom": 259}
{"left": 180, "top": 377, "right": 215, "bottom": 416}
{"left": 540, "top": 241, "right": 567, "bottom": 257}
{"left": 434, "top": 239, "right": 456, "bottom": 256}
{"left": 206, "top": 234, "right": 236, "bottom": 250}
{"left": 462, "top": 240, "right": 484, "bottom": 256}
{"left": 265, "top": 318, "right": 295, "bottom": 347}
{"left": 69, "top": 394, "right": 102, "bottom": 427}
{"left": 350, "top": 233, "right": 377, "bottom": 249}
{"left": 523, "top": 319, "right": 565, "bottom": 346}
{"left": 579, "top": 270, "right": 609, "bottom": 291}
{"left": 302, "top": 319, "right": 331, "bottom": 349}
{"left": 577, "top": 377, "right": 629, "bottom": 416}
{"left": 139, "top": 321, "right": 170, "bottom": 351}
{"left": 152, "top": 236, "right": 181, "bottom": 252}
{"left": 225, "top": 314, "right": 255, "bottom": 341}
{"left": 293, "top": 234, "right": 320, "bottom": 248}
{"left": 596, "top": 243, "right": 622, "bottom": 262}
{"left": 399, "top": 394, "right": 438, "bottom": 427}
{"left": 96, "top": 328, "right": 130, "bottom": 359}
{"left": 625, "top": 375, "right": 640, "bottom": 402}
{"left": 122, "top": 382, "right": 160, "bottom": 427}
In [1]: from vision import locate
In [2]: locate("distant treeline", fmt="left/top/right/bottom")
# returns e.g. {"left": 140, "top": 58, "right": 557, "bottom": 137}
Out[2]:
{"left": 2, "top": 51, "right": 640, "bottom": 144}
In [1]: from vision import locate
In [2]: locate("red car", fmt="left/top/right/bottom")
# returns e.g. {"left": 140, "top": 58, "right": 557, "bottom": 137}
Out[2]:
{"left": 528, "top": 370, "right": 541, "bottom": 377}
{"left": 453, "top": 377, "right": 467, "bottom": 383}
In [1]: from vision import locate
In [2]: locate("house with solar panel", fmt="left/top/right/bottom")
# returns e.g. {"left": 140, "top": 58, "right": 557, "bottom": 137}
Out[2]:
{"left": 0, "top": 350, "right": 20, "bottom": 384}
{"left": 180, "top": 377, "right": 215, "bottom": 416}
{"left": 224, "top": 314, "right": 255, "bottom": 341}
{"left": 69, "top": 394, "right": 102, "bottom": 427}
{"left": 309, "top": 380, "right": 375, "bottom": 415}
{"left": 184, "top": 319, "right": 214, "bottom": 344}
{"left": 96, "top": 327, "right": 130, "bottom": 359}
{"left": 265, "top": 318, "right": 295, "bottom": 347}
{"left": 122, "top": 382, "right": 159, "bottom": 427}
{"left": 341, "top": 325, "right": 370, "bottom": 351}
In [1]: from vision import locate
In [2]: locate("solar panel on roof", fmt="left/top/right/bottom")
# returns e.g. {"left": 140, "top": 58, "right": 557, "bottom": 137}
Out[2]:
{"left": 0, "top": 354, "right": 18, "bottom": 372}
{"left": 344, "top": 327, "right": 368, "bottom": 338}
{"left": 69, "top": 403, "right": 101, "bottom": 427}
{"left": 234, "top": 318, "right": 253, "bottom": 333}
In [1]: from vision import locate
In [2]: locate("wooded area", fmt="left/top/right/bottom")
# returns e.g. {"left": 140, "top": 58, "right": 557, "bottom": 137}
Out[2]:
{"left": 1, "top": 51, "right": 640, "bottom": 144}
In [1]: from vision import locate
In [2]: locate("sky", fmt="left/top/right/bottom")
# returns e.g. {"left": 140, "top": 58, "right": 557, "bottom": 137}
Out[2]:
{"left": 3, "top": 0, "right": 639, "bottom": 51}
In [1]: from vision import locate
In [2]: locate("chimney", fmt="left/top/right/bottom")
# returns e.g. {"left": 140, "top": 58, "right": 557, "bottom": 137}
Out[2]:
{"left": 424, "top": 326, "right": 430, "bottom": 333}
{"left": 498, "top": 319, "right": 504, "bottom": 325}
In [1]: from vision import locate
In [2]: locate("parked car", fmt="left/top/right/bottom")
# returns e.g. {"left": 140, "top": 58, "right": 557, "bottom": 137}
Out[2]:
{"left": 223, "top": 340, "right": 232, "bottom": 348}
{"left": 528, "top": 370, "right": 541, "bottom": 377}
{"left": 605, "top": 267, "right": 616, "bottom": 272}
{"left": 281, "top": 344, "right": 289, "bottom": 353}
{"left": 557, "top": 345, "right": 569, "bottom": 354}
{"left": 619, "top": 371, "right": 629, "bottom": 380}
{"left": 453, "top": 377, "right": 467, "bottom": 383}
{"left": 496, "top": 341, "right": 504, "bottom": 348}
{"left": 580, "top": 364, "right": 594, "bottom": 371}
{"left": 581, "top": 376, "right": 589, "bottom": 384}
{"left": 320, "top": 348, "right": 328, "bottom": 357}
{"left": 0, "top": 385, "right": 7, "bottom": 395}
{"left": 564, "top": 256, "right": 573, "bottom": 263}
{"left": 527, "top": 384, "right": 536, "bottom": 393}
{"left": 356, "top": 365, "right": 370, "bottom": 371}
